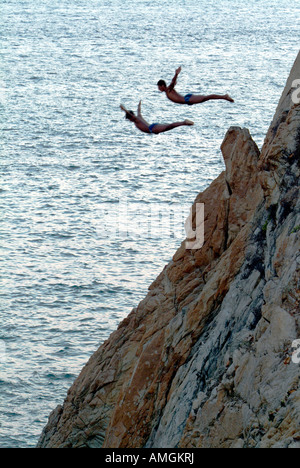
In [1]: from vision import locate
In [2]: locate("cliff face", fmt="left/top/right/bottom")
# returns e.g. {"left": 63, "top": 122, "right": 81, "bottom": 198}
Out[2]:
{"left": 37, "top": 53, "right": 300, "bottom": 449}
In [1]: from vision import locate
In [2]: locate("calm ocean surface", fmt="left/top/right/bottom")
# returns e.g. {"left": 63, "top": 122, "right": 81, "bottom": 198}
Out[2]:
{"left": 0, "top": 0, "right": 299, "bottom": 448}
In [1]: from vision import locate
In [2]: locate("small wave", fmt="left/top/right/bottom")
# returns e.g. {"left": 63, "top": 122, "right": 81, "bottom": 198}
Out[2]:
{"left": 29, "top": 76, "right": 43, "bottom": 82}
{"left": 66, "top": 165, "right": 81, "bottom": 171}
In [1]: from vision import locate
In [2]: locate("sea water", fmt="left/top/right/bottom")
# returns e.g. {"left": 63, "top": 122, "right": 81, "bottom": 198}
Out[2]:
{"left": 0, "top": 0, "right": 299, "bottom": 448}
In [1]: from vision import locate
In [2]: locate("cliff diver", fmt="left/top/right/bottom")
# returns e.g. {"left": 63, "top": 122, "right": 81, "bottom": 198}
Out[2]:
{"left": 157, "top": 66, "right": 234, "bottom": 106}
{"left": 120, "top": 101, "right": 194, "bottom": 134}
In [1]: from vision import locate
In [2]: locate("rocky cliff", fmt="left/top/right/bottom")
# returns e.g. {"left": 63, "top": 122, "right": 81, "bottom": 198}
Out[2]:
{"left": 37, "top": 52, "right": 300, "bottom": 449}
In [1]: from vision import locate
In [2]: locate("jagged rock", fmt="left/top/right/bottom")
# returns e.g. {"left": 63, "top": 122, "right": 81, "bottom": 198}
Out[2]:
{"left": 37, "top": 52, "right": 300, "bottom": 449}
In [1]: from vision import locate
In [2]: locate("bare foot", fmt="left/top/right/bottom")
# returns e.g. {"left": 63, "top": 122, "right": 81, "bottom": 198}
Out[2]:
{"left": 184, "top": 119, "right": 194, "bottom": 126}
{"left": 225, "top": 94, "right": 234, "bottom": 103}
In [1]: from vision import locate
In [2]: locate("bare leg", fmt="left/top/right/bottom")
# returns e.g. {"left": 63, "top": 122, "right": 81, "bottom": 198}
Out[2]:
{"left": 190, "top": 94, "right": 234, "bottom": 104}
{"left": 152, "top": 120, "right": 194, "bottom": 134}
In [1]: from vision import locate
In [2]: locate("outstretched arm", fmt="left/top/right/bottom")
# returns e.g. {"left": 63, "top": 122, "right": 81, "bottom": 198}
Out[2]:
{"left": 120, "top": 104, "right": 137, "bottom": 122}
{"left": 168, "top": 66, "right": 182, "bottom": 91}
{"left": 137, "top": 100, "right": 149, "bottom": 125}
{"left": 120, "top": 104, "right": 130, "bottom": 115}
{"left": 120, "top": 104, "right": 125, "bottom": 110}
